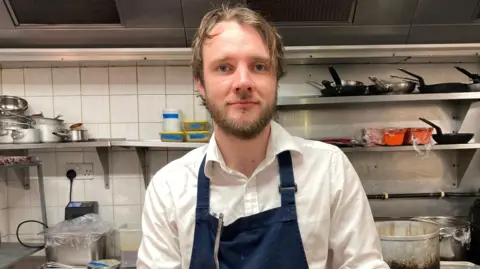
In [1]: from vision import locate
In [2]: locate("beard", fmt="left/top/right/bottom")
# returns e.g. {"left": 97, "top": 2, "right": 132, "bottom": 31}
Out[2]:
{"left": 204, "top": 89, "right": 277, "bottom": 140}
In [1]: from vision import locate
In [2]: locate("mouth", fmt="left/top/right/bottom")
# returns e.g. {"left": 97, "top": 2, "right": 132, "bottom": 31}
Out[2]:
{"left": 228, "top": 101, "right": 258, "bottom": 108}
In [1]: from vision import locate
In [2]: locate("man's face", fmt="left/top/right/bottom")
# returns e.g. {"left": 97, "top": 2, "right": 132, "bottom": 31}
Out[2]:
{"left": 197, "top": 21, "right": 277, "bottom": 140}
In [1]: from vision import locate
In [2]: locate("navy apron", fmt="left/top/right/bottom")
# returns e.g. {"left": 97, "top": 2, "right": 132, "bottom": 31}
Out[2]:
{"left": 189, "top": 150, "right": 309, "bottom": 269}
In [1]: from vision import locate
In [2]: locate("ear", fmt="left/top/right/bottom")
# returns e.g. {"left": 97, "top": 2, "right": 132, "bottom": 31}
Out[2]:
{"left": 195, "top": 76, "right": 206, "bottom": 98}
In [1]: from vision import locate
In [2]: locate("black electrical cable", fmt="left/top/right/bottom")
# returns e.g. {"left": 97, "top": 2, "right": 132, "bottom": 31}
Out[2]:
{"left": 16, "top": 220, "right": 48, "bottom": 248}
{"left": 16, "top": 170, "right": 78, "bottom": 249}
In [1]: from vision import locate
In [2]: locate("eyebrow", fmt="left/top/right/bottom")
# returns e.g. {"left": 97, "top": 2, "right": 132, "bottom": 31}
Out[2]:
{"left": 209, "top": 55, "right": 270, "bottom": 66}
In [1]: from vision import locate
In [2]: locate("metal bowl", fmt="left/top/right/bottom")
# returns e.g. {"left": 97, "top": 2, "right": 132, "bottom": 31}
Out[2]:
{"left": 0, "top": 95, "right": 28, "bottom": 114}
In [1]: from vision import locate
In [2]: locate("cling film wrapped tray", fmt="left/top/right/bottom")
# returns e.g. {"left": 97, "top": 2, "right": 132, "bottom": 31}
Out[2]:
{"left": 39, "top": 213, "right": 113, "bottom": 249}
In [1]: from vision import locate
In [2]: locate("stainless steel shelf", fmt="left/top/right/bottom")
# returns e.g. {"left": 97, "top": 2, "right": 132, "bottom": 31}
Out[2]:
{"left": 111, "top": 140, "right": 480, "bottom": 152}
{"left": 277, "top": 92, "right": 480, "bottom": 106}
{"left": 0, "top": 161, "right": 41, "bottom": 169}
{"left": 0, "top": 141, "right": 110, "bottom": 150}
{"left": 341, "top": 143, "right": 480, "bottom": 153}
{"left": 0, "top": 43, "right": 479, "bottom": 64}
{"left": 0, "top": 243, "right": 42, "bottom": 269}
{"left": 111, "top": 140, "right": 206, "bottom": 149}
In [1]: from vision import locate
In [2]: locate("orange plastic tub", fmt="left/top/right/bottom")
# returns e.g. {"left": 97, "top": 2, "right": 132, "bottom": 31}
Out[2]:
{"left": 383, "top": 128, "right": 407, "bottom": 146}
{"left": 404, "top": 128, "right": 433, "bottom": 145}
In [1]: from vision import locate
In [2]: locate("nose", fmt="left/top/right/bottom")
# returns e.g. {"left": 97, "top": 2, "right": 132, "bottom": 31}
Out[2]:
{"left": 232, "top": 64, "right": 254, "bottom": 92}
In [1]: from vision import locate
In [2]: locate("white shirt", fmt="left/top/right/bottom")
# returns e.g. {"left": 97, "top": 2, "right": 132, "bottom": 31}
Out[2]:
{"left": 137, "top": 121, "right": 390, "bottom": 269}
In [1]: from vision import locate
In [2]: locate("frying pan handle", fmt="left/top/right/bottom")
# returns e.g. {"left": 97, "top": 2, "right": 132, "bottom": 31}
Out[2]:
{"left": 398, "top": 68, "right": 426, "bottom": 87}
{"left": 418, "top": 118, "right": 443, "bottom": 135}
{"left": 454, "top": 66, "right": 480, "bottom": 82}
{"left": 390, "top": 75, "right": 419, "bottom": 84}
{"left": 328, "top": 66, "right": 342, "bottom": 86}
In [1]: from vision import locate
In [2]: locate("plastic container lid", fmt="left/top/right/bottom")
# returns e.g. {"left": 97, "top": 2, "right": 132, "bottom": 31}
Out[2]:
{"left": 162, "top": 108, "right": 180, "bottom": 113}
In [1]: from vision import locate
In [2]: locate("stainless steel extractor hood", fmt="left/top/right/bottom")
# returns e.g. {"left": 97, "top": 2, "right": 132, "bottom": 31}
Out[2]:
{"left": 0, "top": 0, "right": 479, "bottom": 48}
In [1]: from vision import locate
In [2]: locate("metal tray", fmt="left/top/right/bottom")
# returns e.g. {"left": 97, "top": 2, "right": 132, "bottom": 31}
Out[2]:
{"left": 441, "top": 261, "right": 480, "bottom": 269}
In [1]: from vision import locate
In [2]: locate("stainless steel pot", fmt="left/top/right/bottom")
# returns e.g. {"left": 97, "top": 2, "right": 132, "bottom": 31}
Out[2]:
{"left": 29, "top": 114, "right": 65, "bottom": 142}
{"left": 35, "top": 124, "right": 64, "bottom": 143}
{"left": 53, "top": 129, "right": 88, "bottom": 142}
{"left": 30, "top": 114, "right": 63, "bottom": 126}
{"left": 0, "top": 129, "right": 14, "bottom": 144}
{"left": 11, "top": 129, "right": 41, "bottom": 144}
{"left": 376, "top": 220, "right": 440, "bottom": 269}
{"left": 45, "top": 234, "right": 106, "bottom": 266}
{"left": 0, "top": 114, "right": 31, "bottom": 129}
{"left": 412, "top": 216, "right": 471, "bottom": 261}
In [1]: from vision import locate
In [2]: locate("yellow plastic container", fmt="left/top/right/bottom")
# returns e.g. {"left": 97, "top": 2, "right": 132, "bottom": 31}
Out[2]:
{"left": 160, "top": 132, "right": 185, "bottom": 142}
{"left": 185, "top": 131, "right": 211, "bottom": 142}
{"left": 183, "top": 120, "right": 209, "bottom": 131}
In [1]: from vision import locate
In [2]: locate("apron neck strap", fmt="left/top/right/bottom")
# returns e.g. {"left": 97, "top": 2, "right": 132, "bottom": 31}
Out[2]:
{"left": 196, "top": 150, "right": 297, "bottom": 214}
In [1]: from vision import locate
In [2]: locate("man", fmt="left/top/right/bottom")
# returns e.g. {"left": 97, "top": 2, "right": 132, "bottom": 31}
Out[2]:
{"left": 137, "top": 4, "right": 389, "bottom": 269}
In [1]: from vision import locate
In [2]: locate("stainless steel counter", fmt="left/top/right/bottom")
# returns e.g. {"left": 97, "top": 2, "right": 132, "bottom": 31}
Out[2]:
{"left": 0, "top": 243, "right": 42, "bottom": 269}
{"left": 442, "top": 261, "right": 480, "bottom": 268}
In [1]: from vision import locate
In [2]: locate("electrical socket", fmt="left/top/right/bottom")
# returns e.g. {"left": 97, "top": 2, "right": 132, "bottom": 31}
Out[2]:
{"left": 64, "top": 163, "right": 94, "bottom": 180}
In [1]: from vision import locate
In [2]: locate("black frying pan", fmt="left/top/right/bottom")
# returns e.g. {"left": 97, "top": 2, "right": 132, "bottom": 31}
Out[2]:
{"left": 320, "top": 67, "right": 369, "bottom": 97}
{"left": 454, "top": 66, "right": 480, "bottom": 92}
{"left": 419, "top": 117, "right": 473, "bottom": 144}
{"left": 398, "top": 68, "right": 469, "bottom": 93}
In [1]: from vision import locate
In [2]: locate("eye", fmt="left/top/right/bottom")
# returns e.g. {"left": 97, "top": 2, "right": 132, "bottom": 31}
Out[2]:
{"left": 217, "top": 65, "right": 230, "bottom": 72}
{"left": 254, "top": 64, "right": 267, "bottom": 72}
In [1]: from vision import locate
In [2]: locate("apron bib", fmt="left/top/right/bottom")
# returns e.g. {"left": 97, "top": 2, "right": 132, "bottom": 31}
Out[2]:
{"left": 189, "top": 151, "right": 309, "bottom": 269}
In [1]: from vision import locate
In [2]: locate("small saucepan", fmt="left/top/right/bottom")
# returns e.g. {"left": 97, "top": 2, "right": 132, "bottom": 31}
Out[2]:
{"left": 53, "top": 129, "right": 89, "bottom": 142}
{"left": 419, "top": 118, "right": 473, "bottom": 144}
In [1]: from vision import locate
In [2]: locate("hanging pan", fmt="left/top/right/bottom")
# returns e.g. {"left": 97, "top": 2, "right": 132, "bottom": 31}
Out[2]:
{"left": 419, "top": 118, "right": 473, "bottom": 144}
{"left": 398, "top": 68, "right": 469, "bottom": 94}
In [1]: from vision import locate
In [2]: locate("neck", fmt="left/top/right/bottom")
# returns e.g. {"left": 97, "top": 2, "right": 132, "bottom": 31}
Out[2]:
{"left": 214, "top": 123, "right": 271, "bottom": 178}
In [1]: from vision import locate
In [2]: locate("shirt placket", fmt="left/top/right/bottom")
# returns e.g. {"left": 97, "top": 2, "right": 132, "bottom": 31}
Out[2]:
{"left": 244, "top": 177, "right": 259, "bottom": 216}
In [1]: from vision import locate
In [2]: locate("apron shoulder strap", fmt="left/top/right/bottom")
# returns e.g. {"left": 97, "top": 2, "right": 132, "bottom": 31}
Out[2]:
{"left": 277, "top": 151, "right": 297, "bottom": 207}
{"left": 196, "top": 155, "right": 211, "bottom": 215}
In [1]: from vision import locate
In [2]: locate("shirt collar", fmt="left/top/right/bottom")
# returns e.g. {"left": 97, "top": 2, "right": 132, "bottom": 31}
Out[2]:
{"left": 204, "top": 120, "right": 303, "bottom": 177}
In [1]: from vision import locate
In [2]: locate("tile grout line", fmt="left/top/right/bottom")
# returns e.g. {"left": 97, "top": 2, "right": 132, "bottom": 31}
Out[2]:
{"left": 136, "top": 66, "right": 140, "bottom": 140}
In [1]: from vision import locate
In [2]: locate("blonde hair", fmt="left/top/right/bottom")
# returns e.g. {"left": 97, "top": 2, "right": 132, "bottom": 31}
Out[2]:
{"left": 191, "top": 4, "right": 287, "bottom": 87}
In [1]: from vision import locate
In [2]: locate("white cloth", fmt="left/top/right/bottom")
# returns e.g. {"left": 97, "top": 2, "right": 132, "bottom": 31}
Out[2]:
{"left": 137, "top": 121, "right": 390, "bottom": 269}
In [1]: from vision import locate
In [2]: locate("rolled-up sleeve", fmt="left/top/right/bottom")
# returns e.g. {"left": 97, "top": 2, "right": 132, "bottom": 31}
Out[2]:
{"left": 329, "top": 149, "right": 390, "bottom": 269}
{"left": 137, "top": 171, "right": 181, "bottom": 269}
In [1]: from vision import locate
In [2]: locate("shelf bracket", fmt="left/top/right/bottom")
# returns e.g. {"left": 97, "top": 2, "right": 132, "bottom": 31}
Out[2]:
{"left": 135, "top": 147, "right": 150, "bottom": 189}
{"left": 454, "top": 149, "right": 477, "bottom": 188}
{"left": 96, "top": 147, "right": 110, "bottom": 189}
{"left": 10, "top": 149, "right": 30, "bottom": 190}
{"left": 13, "top": 167, "right": 30, "bottom": 190}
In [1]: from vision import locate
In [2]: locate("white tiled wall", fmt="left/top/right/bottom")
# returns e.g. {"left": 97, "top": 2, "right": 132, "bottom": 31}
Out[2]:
{"left": 0, "top": 62, "right": 479, "bottom": 251}
{"left": 0, "top": 65, "right": 207, "bottom": 247}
